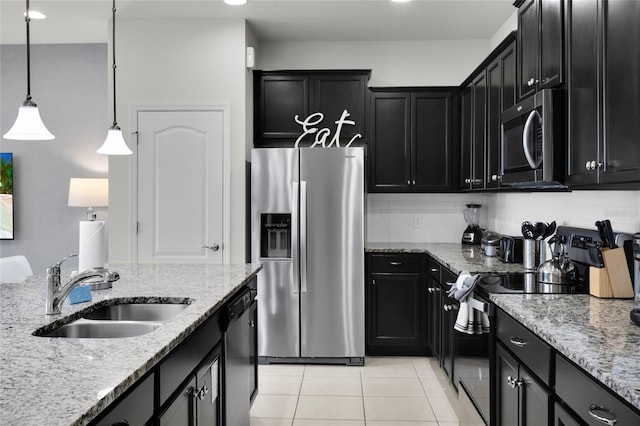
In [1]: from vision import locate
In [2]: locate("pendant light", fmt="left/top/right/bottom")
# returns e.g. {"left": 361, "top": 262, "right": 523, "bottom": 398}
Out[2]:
{"left": 3, "top": 0, "right": 55, "bottom": 140}
{"left": 97, "top": 0, "right": 132, "bottom": 155}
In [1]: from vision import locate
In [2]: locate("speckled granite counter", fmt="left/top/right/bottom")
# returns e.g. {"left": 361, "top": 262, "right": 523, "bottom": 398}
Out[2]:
{"left": 0, "top": 263, "right": 262, "bottom": 425}
{"left": 367, "top": 242, "right": 640, "bottom": 412}
{"left": 366, "top": 242, "right": 529, "bottom": 274}
{"left": 490, "top": 293, "right": 640, "bottom": 411}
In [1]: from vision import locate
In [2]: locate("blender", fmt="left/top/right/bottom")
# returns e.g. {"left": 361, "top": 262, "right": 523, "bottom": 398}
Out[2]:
{"left": 462, "top": 204, "right": 483, "bottom": 245}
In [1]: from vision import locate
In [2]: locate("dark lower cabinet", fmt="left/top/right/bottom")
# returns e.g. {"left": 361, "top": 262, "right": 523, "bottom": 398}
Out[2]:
{"left": 554, "top": 402, "right": 582, "bottom": 426}
{"left": 93, "top": 373, "right": 155, "bottom": 426}
{"left": 89, "top": 280, "right": 258, "bottom": 426}
{"left": 556, "top": 354, "right": 640, "bottom": 426}
{"left": 440, "top": 290, "right": 457, "bottom": 384}
{"left": 495, "top": 343, "right": 551, "bottom": 426}
{"left": 366, "top": 253, "right": 428, "bottom": 355}
{"left": 426, "top": 258, "right": 442, "bottom": 359}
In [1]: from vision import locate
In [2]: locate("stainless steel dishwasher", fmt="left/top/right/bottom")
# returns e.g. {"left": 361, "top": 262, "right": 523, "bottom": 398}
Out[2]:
{"left": 221, "top": 285, "right": 257, "bottom": 426}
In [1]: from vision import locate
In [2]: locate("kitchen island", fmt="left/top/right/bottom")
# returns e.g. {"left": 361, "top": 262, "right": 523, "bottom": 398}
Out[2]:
{"left": 0, "top": 262, "right": 262, "bottom": 425}
{"left": 366, "top": 243, "right": 640, "bottom": 413}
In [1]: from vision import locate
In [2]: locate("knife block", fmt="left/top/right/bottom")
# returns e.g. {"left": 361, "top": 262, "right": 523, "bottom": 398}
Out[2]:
{"left": 590, "top": 248, "right": 634, "bottom": 298}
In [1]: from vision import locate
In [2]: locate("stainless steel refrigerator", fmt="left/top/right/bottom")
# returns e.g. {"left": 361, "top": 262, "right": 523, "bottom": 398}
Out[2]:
{"left": 251, "top": 147, "right": 365, "bottom": 365}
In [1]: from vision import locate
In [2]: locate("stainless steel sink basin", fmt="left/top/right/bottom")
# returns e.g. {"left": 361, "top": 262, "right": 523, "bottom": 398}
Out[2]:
{"left": 82, "top": 302, "right": 189, "bottom": 322}
{"left": 33, "top": 300, "right": 192, "bottom": 338}
{"left": 35, "top": 319, "right": 161, "bottom": 338}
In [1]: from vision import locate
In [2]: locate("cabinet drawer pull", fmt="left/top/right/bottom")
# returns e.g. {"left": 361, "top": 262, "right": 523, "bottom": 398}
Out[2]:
{"left": 389, "top": 261, "right": 402, "bottom": 266}
{"left": 509, "top": 336, "right": 528, "bottom": 347}
{"left": 430, "top": 268, "right": 438, "bottom": 272}
{"left": 588, "top": 404, "right": 617, "bottom": 425}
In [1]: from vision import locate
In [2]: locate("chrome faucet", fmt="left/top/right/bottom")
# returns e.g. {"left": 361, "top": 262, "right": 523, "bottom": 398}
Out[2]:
{"left": 45, "top": 254, "right": 120, "bottom": 315}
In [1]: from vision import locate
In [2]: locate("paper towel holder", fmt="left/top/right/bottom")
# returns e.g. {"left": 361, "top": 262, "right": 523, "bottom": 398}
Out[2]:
{"left": 68, "top": 178, "right": 109, "bottom": 220}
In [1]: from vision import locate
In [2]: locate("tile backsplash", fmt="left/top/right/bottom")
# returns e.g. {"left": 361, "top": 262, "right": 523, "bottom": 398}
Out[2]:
{"left": 367, "top": 190, "right": 640, "bottom": 243}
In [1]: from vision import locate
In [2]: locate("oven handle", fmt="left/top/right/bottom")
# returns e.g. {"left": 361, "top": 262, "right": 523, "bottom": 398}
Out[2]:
{"left": 467, "top": 296, "right": 489, "bottom": 314}
{"left": 522, "top": 109, "right": 542, "bottom": 169}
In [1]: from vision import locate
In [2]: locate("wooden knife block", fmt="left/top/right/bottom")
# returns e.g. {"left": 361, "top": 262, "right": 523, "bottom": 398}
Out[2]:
{"left": 589, "top": 248, "right": 634, "bottom": 298}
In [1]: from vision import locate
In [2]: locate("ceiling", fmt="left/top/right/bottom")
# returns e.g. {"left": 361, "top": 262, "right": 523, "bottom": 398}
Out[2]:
{"left": 0, "top": 0, "right": 515, "bottom": 45}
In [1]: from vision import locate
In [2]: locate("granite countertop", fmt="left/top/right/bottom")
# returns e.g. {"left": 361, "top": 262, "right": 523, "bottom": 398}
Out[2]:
{"left": 366, "top": 242, "right": 529, "bottom": 274}
{"left": 491, "top": 293, "right": 640, "bottom": 411}
{"left": 366, "top": 242, "right": 640, "bottom": 412}
{"left": 0, "top": 262, "right": 262, "bottom": 426}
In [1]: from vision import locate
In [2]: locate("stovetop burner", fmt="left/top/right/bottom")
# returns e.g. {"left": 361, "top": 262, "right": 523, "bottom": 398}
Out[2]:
{"left": 476, "top": 274, "right": 525, "bottom": 295}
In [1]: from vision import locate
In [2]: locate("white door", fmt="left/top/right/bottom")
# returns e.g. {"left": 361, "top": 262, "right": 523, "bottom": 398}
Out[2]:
{"left": 137, "top": 110, "right": 225, "bottom": 263}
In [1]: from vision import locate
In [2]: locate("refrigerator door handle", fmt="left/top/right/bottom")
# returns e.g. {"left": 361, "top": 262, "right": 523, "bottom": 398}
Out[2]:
{"left": 300, "top": 180, "right": 308, "bottom": 293}
{"left": 292, "top": 181, "right": 300, "bottom": 294}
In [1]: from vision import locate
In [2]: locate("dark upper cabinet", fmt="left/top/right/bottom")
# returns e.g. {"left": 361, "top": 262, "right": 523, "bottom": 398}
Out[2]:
{"left": 566, "top": 0, "right": 640, "bottom": 186}
{"left": 486, "top": 40, "right": 517, "bottom": 189}
{"left": 517, "top": 0, "right": 564, "bottom": 100}
{"left": 369, "top": 92, "right": 411, "bottom": 192}
{"left": 461, "top": 74, "right": 487, "bottom": 190}
{"left": 254, "top": 70, "right": 370, "bottom": 147}
{"left": 369, "top": 89, "right": 457, "bottom": 193}
{"left": 366, "top": 253, "right": 428, "bottom": 355}
{"left": 461, "top": 34, "right": 516, "bottom": 191}
{"left": 601, "top": 0, "right": 640, "bottom": 184}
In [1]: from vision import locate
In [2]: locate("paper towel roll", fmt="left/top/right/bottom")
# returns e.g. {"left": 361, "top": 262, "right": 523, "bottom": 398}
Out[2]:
{"left": 79, "top": 220, "right": 107, "bottom": 271}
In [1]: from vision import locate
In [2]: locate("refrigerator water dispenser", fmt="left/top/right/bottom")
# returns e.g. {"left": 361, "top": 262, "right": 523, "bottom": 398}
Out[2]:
{"left": 260, "top": 214, "right": 291, "bottom": 259}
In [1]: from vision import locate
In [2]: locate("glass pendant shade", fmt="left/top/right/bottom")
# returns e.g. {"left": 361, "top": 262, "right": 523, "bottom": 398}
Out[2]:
{"left": 3, "top": 102, "right": 55, "bottom": 140}
{"left": 97, "top": 125, "right": 133, "bottom": 155}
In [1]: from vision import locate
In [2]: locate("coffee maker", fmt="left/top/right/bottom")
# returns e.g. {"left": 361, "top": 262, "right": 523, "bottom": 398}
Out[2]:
{"left": 462, "top": 204, "right": 483, "bottom": 245}
{"left": 631, "top": 233, "right": 640, "bottom": 325}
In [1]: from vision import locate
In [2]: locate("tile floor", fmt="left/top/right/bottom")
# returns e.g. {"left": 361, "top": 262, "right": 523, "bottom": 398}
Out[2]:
{"left": 250, "top": 357, "right": 467, "bottom": 426}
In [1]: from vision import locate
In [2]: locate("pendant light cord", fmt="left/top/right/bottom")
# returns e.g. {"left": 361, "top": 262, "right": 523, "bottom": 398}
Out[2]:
{"left": 25, "top": 0, "right": 32, "bottom": 103}
{"left": 111, "top": 0, "right": 118, "bottom": 127}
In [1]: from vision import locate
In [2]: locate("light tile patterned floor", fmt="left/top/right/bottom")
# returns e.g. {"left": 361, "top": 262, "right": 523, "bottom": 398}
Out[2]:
{"left": 250, "top": 357, "right": 464, "bottom": 426}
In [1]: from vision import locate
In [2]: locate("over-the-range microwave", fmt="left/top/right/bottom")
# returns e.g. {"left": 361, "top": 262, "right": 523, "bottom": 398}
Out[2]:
{"left": 500, "top": 89, "right": 566, "bottom": 189}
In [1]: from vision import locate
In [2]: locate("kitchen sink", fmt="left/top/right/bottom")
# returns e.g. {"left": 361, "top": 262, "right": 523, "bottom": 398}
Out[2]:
{"left": 33, "top": 299, "right": 192, "bottom": 338}
{"left": 82, "top": 302, "right": 189, "bottom": 322}
{"left": 34, "top": 319, "right": 161, "bottom": 338}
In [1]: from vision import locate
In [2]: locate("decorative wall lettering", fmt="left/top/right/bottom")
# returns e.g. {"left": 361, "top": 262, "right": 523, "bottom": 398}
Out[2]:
{"left": 294, "top": 109, "right": 362, "bottom": 148}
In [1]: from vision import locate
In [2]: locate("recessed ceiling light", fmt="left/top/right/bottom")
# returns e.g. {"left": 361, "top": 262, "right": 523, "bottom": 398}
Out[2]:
{"left": 224, "top": 0, "right": 247, "bottom": 5}
{"left": 24, "top": 10, "right": 46, "bottom": 19}
{"left": 391, "top": 0, "right": 412, "bottom": 3}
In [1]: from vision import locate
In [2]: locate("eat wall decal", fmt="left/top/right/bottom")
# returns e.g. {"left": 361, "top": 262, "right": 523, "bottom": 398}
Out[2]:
{"left": 294, "top": 109, "right": 362, "bottom": 148}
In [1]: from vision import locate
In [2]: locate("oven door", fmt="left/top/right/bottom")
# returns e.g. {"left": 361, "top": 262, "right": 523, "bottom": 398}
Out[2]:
{"left": 453, "top": 292, "right": 493, "bottom": 426}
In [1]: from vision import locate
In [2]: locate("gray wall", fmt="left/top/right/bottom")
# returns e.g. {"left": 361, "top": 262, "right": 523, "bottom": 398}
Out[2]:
{"left": 0, "top": 44, "right": 108, "bottom": 274}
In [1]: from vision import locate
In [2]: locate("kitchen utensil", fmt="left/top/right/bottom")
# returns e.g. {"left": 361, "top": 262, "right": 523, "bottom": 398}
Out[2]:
{"left": 521, "top": 221, "right": 535, "bottom": 239}
{"left": 595, "top": 220, "right": 609, "bottom": 247}
{"left": 603, "top": 220, "right": 617, "bottom": 248}
{"left": 500, "top": 236, "right": 524, "bottom": 263}
{"left": 534, "top": 222, "right": 547, "bottom": 240}
{"left": 543, "top": 220, "right": 556, "bottom": 239}
{"left": 587, "top": 242, "right": 605, "bottom": 268}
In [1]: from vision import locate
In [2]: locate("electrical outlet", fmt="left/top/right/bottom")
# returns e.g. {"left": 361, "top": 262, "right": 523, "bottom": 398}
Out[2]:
{"left": 414, "top": 215, "right": 422, "bottom": 229}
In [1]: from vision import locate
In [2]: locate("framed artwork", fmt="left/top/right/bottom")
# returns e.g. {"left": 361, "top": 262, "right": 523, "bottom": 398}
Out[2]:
{"left": 0, "top": 153, "right": 14, "bottom": 240}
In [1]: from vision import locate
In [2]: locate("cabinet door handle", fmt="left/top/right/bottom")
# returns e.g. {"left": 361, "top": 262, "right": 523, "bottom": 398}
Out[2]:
{"left": 509, "top": 336, "right": 528, "bottom": 348}
{"left": 586, "top": 160, "right": 592, "bottom": 171}
{"left": 389, "top": 261, "right": 402, "bottom": 266}
{"left": 464, "top": 178, "right": 471, "bottom": 184}
{"left": 407, "top": 180, "right": 411, "bottom": 185}
{"left": 443, "top": 304, "right": 458, "bottom": 311}
{"left": 588, "top": 404, "right": 617, "bottom": 425}
{"left": 249, "top": 320, "right": 256, "bottom": 328}
{"left": 372, "top": 279, "right": 376, "bottom": 285}
{"left": 491, "top": 174, "right": 502, "bottom": 182}
{"left": 412, "top": 180, "right": 416, "bottom": 185}
{"left": 506, "top": 375, "right": 524, "bottom": 389}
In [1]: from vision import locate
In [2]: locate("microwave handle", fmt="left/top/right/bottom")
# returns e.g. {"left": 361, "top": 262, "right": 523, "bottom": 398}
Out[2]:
{"left": 522, "top": 109, "right": 541, "bottom": 169}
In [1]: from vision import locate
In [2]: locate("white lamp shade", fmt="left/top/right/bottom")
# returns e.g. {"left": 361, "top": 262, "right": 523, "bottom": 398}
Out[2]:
{"left": 3, "top": 105, "right": 55, "bottom": 140}
{"left": 68, "top": 178, "right": 109, "bottom": 207}
{"left": 97, "top": 126, "right": 133, "bottom": 155}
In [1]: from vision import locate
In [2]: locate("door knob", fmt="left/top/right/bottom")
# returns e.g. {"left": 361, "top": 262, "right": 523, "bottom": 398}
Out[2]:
{"left": 203, "top": 244, "right": 220, "bottom": 252}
